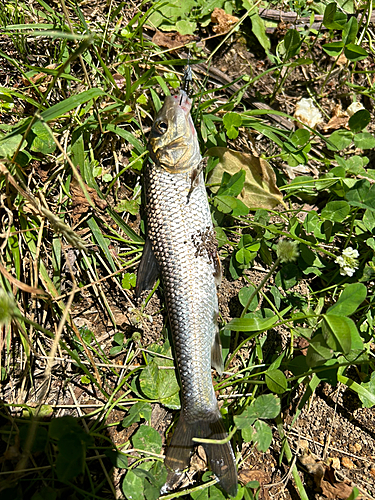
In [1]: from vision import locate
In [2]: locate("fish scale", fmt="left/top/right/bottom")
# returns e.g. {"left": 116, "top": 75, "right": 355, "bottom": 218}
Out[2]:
{"left": 146, "top": 164, "right": 217, "bottom": 419}
{"left": 136, "top": 90, "right": 238, "bottom": 496}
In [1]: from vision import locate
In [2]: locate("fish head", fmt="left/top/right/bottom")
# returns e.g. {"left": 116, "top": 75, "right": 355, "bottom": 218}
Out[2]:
{"left": 148, "top": 90, "right": 201, "bottom": 173}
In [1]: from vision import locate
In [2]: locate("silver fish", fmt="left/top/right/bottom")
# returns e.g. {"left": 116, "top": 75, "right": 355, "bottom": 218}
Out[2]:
{"left": 136, "top": 90, "right": 238, "bottom": 496}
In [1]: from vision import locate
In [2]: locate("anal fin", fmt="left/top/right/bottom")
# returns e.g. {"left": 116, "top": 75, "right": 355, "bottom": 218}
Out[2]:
{"left": 211, "top": 323, "right": 224, "bottom": 375}
{"left": 135, "top": 238, "right": 160, "bottom": 297}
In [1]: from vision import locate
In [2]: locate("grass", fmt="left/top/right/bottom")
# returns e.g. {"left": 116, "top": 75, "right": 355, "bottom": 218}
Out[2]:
{"left": 0, "top": 0, "right": 374, "bottom": 499}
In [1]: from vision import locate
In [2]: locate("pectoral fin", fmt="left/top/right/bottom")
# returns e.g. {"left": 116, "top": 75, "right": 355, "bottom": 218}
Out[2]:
{"left": 135, "top": 238, "right": 160, "bottom": 297}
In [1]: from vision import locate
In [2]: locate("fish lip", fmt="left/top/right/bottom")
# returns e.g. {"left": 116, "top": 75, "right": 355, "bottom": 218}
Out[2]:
{"left": 173, "top": 90, "right": 191, "bottom": 115}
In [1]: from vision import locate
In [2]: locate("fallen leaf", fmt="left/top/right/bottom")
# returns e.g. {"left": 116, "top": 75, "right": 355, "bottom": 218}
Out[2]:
{"left": 152, "top": 30, "right": 198, "bottom": 49}
{"left": 322, "top": 104, "right": 349, "bottom": 133}
{"left": 211, "top": 8, "right": 239, "bottom": 34}
{"left": 300, "top": 453, "right": 354, "bottom": 499}
{"left": 341, "top": 456, "right": 355, "bottom": 469}
{"left": 337, "top": 52, "right": 348, "bottom": 66}
{"left": 112, "top": 72, "right": 126, "bottom": 89}
{"left": 322, "top": 115, "right": 349, "bottom": 132}
{"left": 207, "top": 147, "right": 284, "bottom": 210}
{"left": 238, "top": 469, "right": 270, "bottom": 500}
{"left": 70, "top": 178, "right": 107, "bottom": 224}
{"left": 22, "top": 63, "right": 58, "bottom": 92}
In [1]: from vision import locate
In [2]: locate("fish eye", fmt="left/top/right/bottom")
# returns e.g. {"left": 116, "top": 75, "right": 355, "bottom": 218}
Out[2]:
{"left": 155, "top": 121, "right": 168, "bottom": 134}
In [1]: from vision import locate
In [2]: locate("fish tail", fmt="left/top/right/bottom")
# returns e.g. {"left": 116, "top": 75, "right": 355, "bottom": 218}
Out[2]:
{"left": 163, "top": 411, "right": 238, "bottom": 497}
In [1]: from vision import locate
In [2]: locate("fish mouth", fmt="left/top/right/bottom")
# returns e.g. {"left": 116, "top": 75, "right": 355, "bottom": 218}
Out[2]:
{"left": 172, "top": 90, "right": 191, "bottom": 115}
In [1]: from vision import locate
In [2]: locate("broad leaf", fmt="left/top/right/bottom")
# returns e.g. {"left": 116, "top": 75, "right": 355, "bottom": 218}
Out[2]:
{"left": 327, "top": 283, "right": 367, "bottom": 316}
{"left": 265, "top": 369, "right": 288, "bottom": 394}
{"left": 322, "top": 315, "right": 353, "bottom": 354}
{"left": 132, "top": 425, "right": 162, "bottom": 455}
{"left": 207, "top": 147, "right": 283, "bottom": 209}
{"left": 234, "top": 394, "right": 280, "bottom": 428}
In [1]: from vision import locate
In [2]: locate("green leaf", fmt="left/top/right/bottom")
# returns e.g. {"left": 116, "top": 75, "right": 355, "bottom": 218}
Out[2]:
{"left": 30, "top": 121, "right": 56, "bottom": 154}
{"left": 132, "top": 425, "right": 162, "bottom": 455}
{"left": 122, "top": 272, "right": 137, "bottom": 290}
{"left": 223, "top": 112, "right": 242, "bottom": 139}
{"left": 116, "top": 199, "right": 140, "bottom": 215}
{"left": 41, "top": 88, "right": 105, "bottom": 122}
{"left": 265, "top": 369, "right": 287, "bottom": 394}
{"left": 218, "top": 169, "right": 246, "bottom": 198}
{"left": 252, "top": 420, "right": 273, "bottom": 452}
{"left": 342, "top": 17, "right": 358, "bottom": 45}
{"left": 214, "top": 195, "right": 249, "bottom": 216}
{"left": 323, "top": 3, "right": 347, "bottom": 29}
{"left": 353, "top": 132, "right": 375, "bottom": 149}
{"left": 56, "top": 433, "right": 85, "bottom": 482}
{"left": 327, "top": 129, "right": 353, "bottom": 151}
{"left": 322, "top": 41, "right": 344, "bottom": 57}
{"left": 234, "top": 394, "right": 280, "bottom": 428}
{"left": 250, "top": 13, "right": 270, "bottom": 51}
{"left": 346, "top": 179, "right": 375, "bottom": 211}
{"left": 238, "top": 286, "right": 258, "bottom": 311}
{"left": 122, "top": 470, "right": 144, "bottom": 500}
{"left": 109, "top": 345, "right": 122, "bottom": 356}
{"left": 338, "top": 374, "right": 375, "bottom": 408}
{"left": 0, "top": 133, "right": 24, "bottom": 158}
{"left": 322, "top": 315, "right": 352, "bottom": 354}
{"left": 143, "top": 462, "right": 168, "bottom": 500}
{"left": 306, "top": 334, "right": 334, "bottom": 367}
{"left": 49, "top": 416, "right": 86, "bottom": 440}
{"left": 215, "top": 226, "right": 229, "bottom": 247}
{"left": 344, "top": 43, "right": 368, "bottom": 61}
{"left": 139, "top": 359, "right": 180, "bottom": 409}
{"left": 358, "top": 372, "right": 375, "bottom": 408}
{"left": 290, "top": 128, "right": 310, "bottom": 148}
{"left": 321, "top": 201, "right": 350, "bottom": 222}
{"left": 122, "top": 402, "right": 152, "bottom": 427}
{"left": 346, "top": 487, "right": 360, "bottom": 500}
{"left": 105, "top": 450, "right": 128, "bottom": 468}
{"left": 327, "top": 283, "right": 367, "bottom": 316}
{"left": 226, "top": 315, "right": 277, "bottom": 332}
{"left": 348, "top": 109, "right": 371, "bottom": 133}
{"left": 175, "top": 19, "right": 196, "bottom": 35}
{"left": 236, "top": 247, "right": 251, "bottom": 265}
{"left": 284, "top": 29, "right": 301, "bottom": 59}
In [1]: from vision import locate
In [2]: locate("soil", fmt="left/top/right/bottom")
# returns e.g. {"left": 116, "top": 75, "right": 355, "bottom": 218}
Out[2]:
{"left": 1, "top": 1, "right": 375, "bottom": 500}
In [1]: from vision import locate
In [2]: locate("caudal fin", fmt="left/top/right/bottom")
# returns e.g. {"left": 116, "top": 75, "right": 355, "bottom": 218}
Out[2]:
{"left": 163, "top": 412, "right": 238, "bottom": 497}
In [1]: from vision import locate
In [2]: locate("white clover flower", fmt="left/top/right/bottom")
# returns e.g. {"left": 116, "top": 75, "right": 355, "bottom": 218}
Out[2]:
{"left": 335, "top": 247, "right": 359, "bottom": 277}
{"left": 276, "top": 239, "right": 300, "bottom": 263}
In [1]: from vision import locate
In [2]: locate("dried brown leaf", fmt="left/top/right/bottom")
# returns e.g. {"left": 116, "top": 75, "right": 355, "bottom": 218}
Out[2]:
{"left": 22, "top": 63, "right": 58, "bottom": 92}
{"left": 238, "top": 469, "right": 270, "bottom": 500}
{"left": 322, "top": 104, "right": 349, "bottom": 132}
{"left": 152, "top": 30, "right": 198, "bottom": 49}
{"left": 113, "top": 72, "right": 126, "bottom": 89}
{"left": 211, "top": 8, "right": 239, "bottom": 34}
{"left": 300, "top": 454, "right": 354, "bottom": 499}
{"left": 70, "top": 179, "right": 107, "bottom": 224}
{"left": 207, "top": 147, "right": 284, "bottom": 210}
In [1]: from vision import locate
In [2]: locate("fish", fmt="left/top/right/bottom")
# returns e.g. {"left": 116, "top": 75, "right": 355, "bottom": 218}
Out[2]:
{"left": 136, "top": 89, "right": 238, "bottom": 496}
